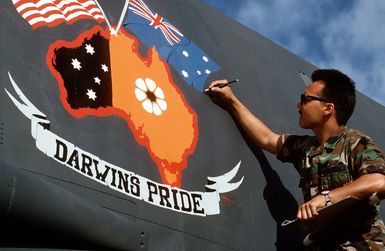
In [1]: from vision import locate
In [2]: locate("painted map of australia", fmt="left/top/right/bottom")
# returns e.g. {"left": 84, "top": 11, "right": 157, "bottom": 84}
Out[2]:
{"left": 47, "top": 26, "right": 198, "bottom": 187}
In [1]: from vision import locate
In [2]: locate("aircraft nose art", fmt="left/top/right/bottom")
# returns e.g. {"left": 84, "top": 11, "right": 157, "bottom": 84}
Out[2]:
{"left": 0, "top": 0, "right": 266, "bottom": 249}
{"left": 47, "top": 25, "right": 199, "bottom": 187}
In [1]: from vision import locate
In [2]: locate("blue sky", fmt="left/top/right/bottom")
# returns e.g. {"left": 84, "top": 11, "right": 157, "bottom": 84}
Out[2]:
{"left": 201, "top": 0, "right": 385, "bottom": 106}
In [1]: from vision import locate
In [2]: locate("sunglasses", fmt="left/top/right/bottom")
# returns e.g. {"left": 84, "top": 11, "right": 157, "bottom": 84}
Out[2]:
{"left": 300, "top": 94, "right": 330, "bottom": 105}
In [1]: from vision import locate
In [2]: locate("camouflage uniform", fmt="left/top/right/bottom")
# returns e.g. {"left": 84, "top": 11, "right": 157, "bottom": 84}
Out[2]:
{"left": 277, "top": 127, "right": 385, "bottom": 250}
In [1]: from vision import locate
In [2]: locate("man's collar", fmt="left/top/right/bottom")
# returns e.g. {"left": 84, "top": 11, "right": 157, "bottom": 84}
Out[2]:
{"left": 324, "top": 126, "right": 348, "bottom": 149}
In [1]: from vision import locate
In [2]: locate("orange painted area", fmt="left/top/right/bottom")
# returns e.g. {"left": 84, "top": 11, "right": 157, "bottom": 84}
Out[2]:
{"left": 109, "top": 29, "right": 198, "bottom": 187}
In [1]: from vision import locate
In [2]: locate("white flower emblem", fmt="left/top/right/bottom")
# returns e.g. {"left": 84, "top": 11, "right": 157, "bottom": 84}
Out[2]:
{"left": 134, "top": 78, "right": 167, "bottom": 116}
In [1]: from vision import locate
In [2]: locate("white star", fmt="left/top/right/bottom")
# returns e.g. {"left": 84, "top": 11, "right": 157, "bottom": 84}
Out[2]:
{"left": 205, "top": 69, "right": 211, "bottom": 74}
{"left": 182, "top": 50, "right": 189, "bottom": 57}
{"left": 94, "top": 77, "right": 101, "bottom": 85}
{"left": 86, "top": 89, "right": 97, "bottom": 101}
{"left": 71, "top": 58, "right": 81, "bottom": 70}
{"left": 202, "top": 56, "right": 208, "bottom": 62}
{"left": 181, "top": 70, "right": 189, "bottom": 78}
{"left": 85, "top": 44, "right": 95, "bottom": 55}
{"left": 101, "top": 64, "right": 108, "bottom": 72}
{"left": 197, "top": 70, "right": 201, "bottom": 75}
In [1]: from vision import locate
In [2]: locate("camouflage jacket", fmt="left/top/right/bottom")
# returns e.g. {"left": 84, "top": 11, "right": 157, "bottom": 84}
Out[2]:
{"left": 277, "top": 127, "right": 385, "bottom": 249}
{"left": 277, "top": 127, "right": 385, "bottom": 200}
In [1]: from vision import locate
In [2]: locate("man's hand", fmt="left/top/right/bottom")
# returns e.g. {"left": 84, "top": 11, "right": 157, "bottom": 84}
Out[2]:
{"left": 205, "top": 79, "right": 237, "bottom": 110}
{"left": 297, "top": 173, "right": 385, "bottom": 221}
{"left": 297, "top": 194, "right": 326, "bottom": 220}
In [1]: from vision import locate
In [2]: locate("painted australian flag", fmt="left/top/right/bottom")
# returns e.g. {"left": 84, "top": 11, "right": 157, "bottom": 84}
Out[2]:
{"left": 123, "top": 0, "right": 220, "bottom": 92}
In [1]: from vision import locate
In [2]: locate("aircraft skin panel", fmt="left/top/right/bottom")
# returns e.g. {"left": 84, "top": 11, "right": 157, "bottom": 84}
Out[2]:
{"left": 1, "top": 0, "right": 385, "bottom": 250}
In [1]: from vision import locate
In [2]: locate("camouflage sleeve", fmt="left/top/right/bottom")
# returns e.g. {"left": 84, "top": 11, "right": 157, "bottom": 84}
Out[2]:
{"left": 352, "top": 135, "right": 385, "bottom": 176}
{"left": 276, "top": 134, "right": 312, "bottom": 164}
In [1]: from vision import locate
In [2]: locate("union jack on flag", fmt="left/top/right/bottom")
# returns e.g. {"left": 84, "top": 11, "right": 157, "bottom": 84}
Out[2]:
{"left": 12, "top": 0, "right": 105, "bottom": 29}
{"left": 129, "top": 0, "right": 183, "bottom": 46}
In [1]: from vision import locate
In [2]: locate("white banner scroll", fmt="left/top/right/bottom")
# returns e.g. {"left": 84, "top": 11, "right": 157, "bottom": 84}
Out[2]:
{"left": 5, "top": 72, "right": 244, "bottom": 217}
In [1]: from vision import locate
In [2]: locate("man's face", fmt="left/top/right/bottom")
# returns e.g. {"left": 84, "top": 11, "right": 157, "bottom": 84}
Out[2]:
{"left": 297, "top": 81, "right": 329, "bottom": 129}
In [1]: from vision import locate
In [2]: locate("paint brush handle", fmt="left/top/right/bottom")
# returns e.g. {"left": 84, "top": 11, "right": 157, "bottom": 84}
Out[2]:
{"left": 204, "top": 79, "right": 239, "bottom": 93}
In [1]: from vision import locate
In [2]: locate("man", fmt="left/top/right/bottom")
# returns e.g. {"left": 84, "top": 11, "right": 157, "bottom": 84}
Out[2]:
{"left": 207, "top": 69, "right": 385, "bottom": 250}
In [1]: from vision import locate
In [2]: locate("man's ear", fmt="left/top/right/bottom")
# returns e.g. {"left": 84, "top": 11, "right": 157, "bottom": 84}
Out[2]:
{"left": 323, "top": 103, "right": 335, "bottom": 115}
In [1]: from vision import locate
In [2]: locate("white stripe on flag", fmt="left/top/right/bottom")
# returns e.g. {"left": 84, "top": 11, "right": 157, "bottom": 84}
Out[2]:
{"left": 27, "top": 12, "right": 104, "bottom": 26}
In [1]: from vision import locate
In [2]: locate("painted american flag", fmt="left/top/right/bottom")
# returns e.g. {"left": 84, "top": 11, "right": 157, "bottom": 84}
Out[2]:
{"left": 12, "top": 0, "right": 105, "bottom": 29}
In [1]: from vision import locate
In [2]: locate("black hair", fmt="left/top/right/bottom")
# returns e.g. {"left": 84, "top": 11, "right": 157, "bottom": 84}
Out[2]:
{"left": 311, "top": 69, "right": 356, "bottom": 125}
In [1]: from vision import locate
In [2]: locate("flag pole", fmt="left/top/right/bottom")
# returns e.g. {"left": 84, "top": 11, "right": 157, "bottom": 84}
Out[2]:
{"left": 114, "top": 0, "right": 130, "bottom": 35}
{"left": 93, "top": 0, "right": 113, "bottom": 33}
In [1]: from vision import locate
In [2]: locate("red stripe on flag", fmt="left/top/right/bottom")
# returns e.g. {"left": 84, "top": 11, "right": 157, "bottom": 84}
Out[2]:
{"left": 30, "top": 14, "right": 102, "bottom": 29}
{"left": 21, "top": 8, "right": 102, "bottom": 21}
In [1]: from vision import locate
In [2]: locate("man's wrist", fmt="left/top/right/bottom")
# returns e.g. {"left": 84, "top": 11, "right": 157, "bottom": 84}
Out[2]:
{"left": 321, "top": 190, "right": 332, "bottom": 206}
